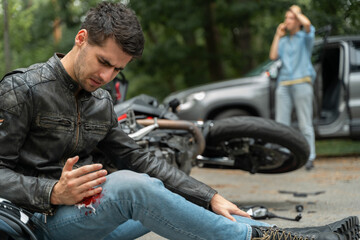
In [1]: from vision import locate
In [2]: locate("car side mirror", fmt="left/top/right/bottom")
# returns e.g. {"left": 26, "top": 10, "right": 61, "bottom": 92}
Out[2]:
{"left": 268, "top": 60, "right": 282, "bottom": 81}
{"left": 168, "top": 98, "right": 180, "bottom": 113}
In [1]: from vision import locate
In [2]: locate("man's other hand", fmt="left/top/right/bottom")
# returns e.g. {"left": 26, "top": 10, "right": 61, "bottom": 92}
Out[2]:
{"left": 50, "top": 156, "right": 107, "bottom": 205}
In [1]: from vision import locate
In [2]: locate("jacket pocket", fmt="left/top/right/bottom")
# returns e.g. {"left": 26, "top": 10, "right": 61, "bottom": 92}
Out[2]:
{"left": 37, "top": 116, "right": 73, "bottom": 131}
{"left": 83, "top": 122, "right": 109, "bottom": 135}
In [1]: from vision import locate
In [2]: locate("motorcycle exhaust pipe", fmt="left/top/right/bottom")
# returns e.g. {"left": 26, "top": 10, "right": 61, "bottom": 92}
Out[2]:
{"left": 129, "top": 119, "right": 159, "bottom": 141}
{"left": 137, "top": 119, "right": 205, "bottom": 158}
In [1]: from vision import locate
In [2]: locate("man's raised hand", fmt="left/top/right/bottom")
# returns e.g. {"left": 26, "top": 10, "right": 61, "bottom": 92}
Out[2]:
{"left": 50, "top": 156, "right": 107, "bottom": 205}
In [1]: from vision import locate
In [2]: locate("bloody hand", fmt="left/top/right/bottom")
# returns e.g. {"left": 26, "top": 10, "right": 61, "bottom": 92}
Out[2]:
{"left": 50, "top": 156, "right": 107, "bottom": 205}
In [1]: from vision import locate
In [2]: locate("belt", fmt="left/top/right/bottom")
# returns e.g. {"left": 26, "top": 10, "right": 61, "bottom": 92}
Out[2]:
{"left": 280, "top": 76, "right": 311, "bottom": 86}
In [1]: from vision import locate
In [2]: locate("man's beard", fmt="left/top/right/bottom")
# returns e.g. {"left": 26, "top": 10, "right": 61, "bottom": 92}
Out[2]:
{"left": 73, "top": 47, "right": 97, "bottom": 92}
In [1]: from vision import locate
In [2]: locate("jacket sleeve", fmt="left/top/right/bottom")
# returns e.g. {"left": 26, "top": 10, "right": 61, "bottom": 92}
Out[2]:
{"left": 0, "top": 74, "right": 57, "bottom": 213}
{"left": 98, "top": 111, "right": 217, "bottom": 209}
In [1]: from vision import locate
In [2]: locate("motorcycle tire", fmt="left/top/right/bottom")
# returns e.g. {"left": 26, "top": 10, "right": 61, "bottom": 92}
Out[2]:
{"left": 202, "top": 116, "right": 310, "bottom": 174}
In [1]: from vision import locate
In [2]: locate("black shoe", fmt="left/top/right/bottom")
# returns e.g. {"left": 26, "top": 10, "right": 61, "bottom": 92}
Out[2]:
{"left": 251, "top": 216, "right": 359, "bottom": 240}
{"left": 305, "top": 160, "right": 314, "bottom": 170}
{"left": 252, "top": 226, "right": 340, "bottom": 240}
{"left": 284, "top": 216, "right": 360, "bottom": 240}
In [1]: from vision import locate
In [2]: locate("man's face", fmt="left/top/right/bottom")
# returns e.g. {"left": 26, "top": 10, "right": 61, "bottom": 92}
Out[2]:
{"left": 73, "top": 36, "right": 132, "bottom": 93}
{"left": 284, "top": 11, "right": 300, "bottom": 32}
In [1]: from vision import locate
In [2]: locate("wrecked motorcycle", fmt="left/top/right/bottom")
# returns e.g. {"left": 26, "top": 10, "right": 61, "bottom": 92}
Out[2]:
{"left": 113, "top": 93, "right": 203, "bottom": 175}
{"left": 109, "top": 74, "right": 310, "bottom": 175}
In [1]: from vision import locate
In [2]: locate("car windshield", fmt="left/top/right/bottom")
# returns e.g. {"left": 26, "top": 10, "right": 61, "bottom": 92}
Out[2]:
{"left": 244, "top": 60, "right": 274, "bottom": 77}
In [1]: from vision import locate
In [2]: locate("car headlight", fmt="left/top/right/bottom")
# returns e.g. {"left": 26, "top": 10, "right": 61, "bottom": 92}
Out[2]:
{"left": 191, "top": 91, "right": 206, "bottom": 101}
{"left": 178, "top": 91, "right": 206, "bottom": 111}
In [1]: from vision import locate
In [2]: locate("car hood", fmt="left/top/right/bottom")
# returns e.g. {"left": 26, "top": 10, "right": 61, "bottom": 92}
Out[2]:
{"left": 164, "top": 73, "right": 267, "bottom": 103}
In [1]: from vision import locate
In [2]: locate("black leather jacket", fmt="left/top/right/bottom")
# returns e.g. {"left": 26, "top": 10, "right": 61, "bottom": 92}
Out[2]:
{"left": 0, "top": 53, "right": 217, "bottom": 213}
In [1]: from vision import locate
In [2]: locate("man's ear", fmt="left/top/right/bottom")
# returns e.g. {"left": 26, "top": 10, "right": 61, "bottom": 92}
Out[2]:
{"left": 75, "top": 29, "right": 88, "bottom": 46}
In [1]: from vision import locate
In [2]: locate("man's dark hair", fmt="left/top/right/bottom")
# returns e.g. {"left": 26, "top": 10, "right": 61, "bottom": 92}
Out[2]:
{"left": 81, "top": 2, "right": 144, "bottom": 58}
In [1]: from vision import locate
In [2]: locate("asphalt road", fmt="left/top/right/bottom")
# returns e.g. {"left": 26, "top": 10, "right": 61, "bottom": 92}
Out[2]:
{"left": 138, "top": 156, "right": 360, "bottom": 239}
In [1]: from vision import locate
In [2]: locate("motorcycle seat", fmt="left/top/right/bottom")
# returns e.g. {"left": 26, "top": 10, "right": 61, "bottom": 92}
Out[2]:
{"left": 0, "top": 198, "right": 38, "bottom": 240}
{"left": 0, "top": 215, "right": 28, "bottom": 240}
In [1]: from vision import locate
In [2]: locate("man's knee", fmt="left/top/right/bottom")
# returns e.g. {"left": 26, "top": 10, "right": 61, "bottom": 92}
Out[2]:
{"left": 103, "top": 170, "right": 164, "bottom": 198}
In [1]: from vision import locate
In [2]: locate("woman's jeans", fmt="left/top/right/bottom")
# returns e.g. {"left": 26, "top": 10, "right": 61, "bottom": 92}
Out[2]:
{"left": 275, "top": 83, "right": 316, "bottom": 161}
{"left": 32, "top": 170, "right": 270, "bottom": 240}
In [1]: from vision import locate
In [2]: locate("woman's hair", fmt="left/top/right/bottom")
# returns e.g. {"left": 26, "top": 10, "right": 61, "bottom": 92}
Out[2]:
{"left": 81, "top": 2, "right": 144, "bottom": 58}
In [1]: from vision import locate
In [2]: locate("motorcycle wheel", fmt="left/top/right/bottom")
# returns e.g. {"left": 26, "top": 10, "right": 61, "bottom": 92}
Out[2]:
{"left": 202, "top": 116, "right": 310, "bottom": 174}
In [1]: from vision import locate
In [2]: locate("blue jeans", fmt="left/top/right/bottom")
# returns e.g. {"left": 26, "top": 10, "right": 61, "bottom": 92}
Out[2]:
{"left": 275, "top": 83, "right": 316, "bottom": 161}
{"left": 32, "top": 170, "right": 270, "bottom": 240}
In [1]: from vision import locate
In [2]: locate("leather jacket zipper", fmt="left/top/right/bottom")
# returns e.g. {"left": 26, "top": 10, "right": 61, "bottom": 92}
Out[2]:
{"left": 67, "top": 97, "right": 81, "bottom": 158}
{"left": 43, "top": 207, "right": 55, "bottom": 223}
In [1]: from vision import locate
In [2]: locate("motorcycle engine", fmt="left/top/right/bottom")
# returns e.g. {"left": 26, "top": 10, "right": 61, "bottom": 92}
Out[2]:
{"left": 137, "top": 130, "right": 195, "bottom": 175}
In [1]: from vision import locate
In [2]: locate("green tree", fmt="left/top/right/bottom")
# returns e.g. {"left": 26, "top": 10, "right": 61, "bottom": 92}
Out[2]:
{"left": 309, "top": 0, "right": 360, "bottom": 35}
{"left": 0, "top": 0, "right": 100, "bottom": 77}
{"left": 127, "top": 0, "right": 295, "bottom": 100}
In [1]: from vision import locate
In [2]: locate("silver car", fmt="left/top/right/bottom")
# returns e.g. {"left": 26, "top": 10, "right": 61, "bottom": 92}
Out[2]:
{"left": 164, "top": 35, "right": 360, "bottom": 139}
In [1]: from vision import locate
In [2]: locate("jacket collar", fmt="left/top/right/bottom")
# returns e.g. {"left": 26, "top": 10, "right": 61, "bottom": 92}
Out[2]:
{"left": 49, "top": 53, "right": 92, "bottom": 99}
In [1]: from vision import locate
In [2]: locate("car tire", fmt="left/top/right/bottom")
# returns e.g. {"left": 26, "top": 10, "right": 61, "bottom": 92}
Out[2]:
{"left": 203, "top": 116, "right": 309, "bottom": 173}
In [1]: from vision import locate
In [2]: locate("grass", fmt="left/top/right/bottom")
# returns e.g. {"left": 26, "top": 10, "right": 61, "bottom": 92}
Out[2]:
{"left": 315, "top": 139, "right": 360, "bottom": 157}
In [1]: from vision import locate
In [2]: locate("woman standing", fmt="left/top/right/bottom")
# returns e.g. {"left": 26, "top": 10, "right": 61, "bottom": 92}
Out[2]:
{"left": 270, "top": 5, "right": 316, "bottom": 170}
